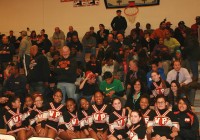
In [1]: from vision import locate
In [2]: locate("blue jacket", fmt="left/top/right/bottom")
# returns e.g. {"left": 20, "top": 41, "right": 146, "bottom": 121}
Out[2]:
{"left": 146, "top": 68, "right": 166, "bottom": 89}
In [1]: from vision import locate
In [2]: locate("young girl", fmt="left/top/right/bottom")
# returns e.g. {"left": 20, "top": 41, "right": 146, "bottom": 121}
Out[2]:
{"left": 4, "top": 96, "right": 31, "bottom": 140}
{"left": 26, "top": 94, "right": 48, "bottom": 137}
{"left": 150, "top": 71, "right": 170, "bottom": 105}
{"left": 23, "top": 95, "right": 35, "bottom": 121}
{"left": 79, "top": 97, "right": 93, "bottom": 137}
{"left": 139, "top": 94, "right": 154, "bottom": 125}
{"left": 108, "top": 97, "right": 128, "bottom": 140}
{"left": 127, "top": 110, "right": 146, "bottom": 140}
{"left": 59, "top": 98, "right": 86, "bottom": 139}
{"left": 147, "top": 94, "right": 179, "bottom": 140}
{"left": 174, "top": 97, "right": 199, "bottom": 140}
{"left": 89, "top": 91, "right": 112, "bottom": 140}
{"left": 45, "top": 89, "right": 64, "bottom": 139}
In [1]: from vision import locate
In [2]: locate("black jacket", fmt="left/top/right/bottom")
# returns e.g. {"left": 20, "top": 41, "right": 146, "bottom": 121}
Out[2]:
{"left": 54, "top": 55, "right": 77, "bottom": 83}
{"left": 27, "top": 53, "right": 50, "bottom": 83}
{"left": 111, "top": 16, "right": 127, "bottom": 31}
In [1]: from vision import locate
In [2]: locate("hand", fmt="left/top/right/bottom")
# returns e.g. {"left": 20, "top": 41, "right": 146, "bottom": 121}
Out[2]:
{"left": 0, "top": 97, "right": 9, "bottom": 104}
{"left": 170, "top": 132, "right": 178, "bottom": 138}
{"left": 5, "top": 91, "right": 15, "bottom": 96}
{"left": 172, "top": 126, "right": 179, "bottom": 132}
{"left": 109, "top": 91, "right": 115, "bottom": 97}
{"left": 180, "top": 83, "right": 186, "bottom": 87}
{"left": 16, "top": 122, "right": 22, "bottom": 127}
{"left": 160, "top": 136, "right": 167, "bottom": 140}
{"left": 117, "top": 134, "right": 123, "bottom": 139}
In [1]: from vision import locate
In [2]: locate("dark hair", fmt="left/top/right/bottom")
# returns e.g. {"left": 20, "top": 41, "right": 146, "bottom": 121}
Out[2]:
{"left": 171, "top": 80, "right": 181, "bottom": 89}
{"left": 99, "top": 24, "right": 105, "bottom": 28}
{"left": 155, "top": 94, "right": 167, "bottom": 102}
{"left": 53, "top": 89, "right": 63, "bottom": 97}
{"left": 66, "top": 98, "right": 76, "bottom": 105}
{"left": 131, "top": 110, "right": 145, "bottom": 125}
{"left": 94, "top": 91, "right": 105, "bottom": 97}
{"left": 139, "top": 94, "right": 150, "bottom": 105}
{"left": 25, "top": 94, "right": 33, "bottom": 100}
{"left": 103, "top": 71, "right": 113, "bottom": 80}
{"left": 8, "top": 96, "right": 20, "bottom": 108}
{"left": 112, "top": 97, "right": 122, "bottom": 105}
{"left": 177, "top": 97, "right": 191, "bottom": 111}
{"left": 79, "top": 97, "right": 89, "bottom": 109}
{"left": 131, "top": 79, "right": 144, "bottom": 94}
{"left": 30, "top": 30, "right": 37, "bottom": 38}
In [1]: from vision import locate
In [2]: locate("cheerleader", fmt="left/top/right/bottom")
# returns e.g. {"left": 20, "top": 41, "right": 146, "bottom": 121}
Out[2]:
{"left": 127, "top": 110, "right": 146, "bottom": 140}
{"left": 147, "top": 94, "right": 179, "bottom": 140}
{"left": 79, "top": 97, "right": 93, "bottom": 137}
{"left": 150, "top": 71, "right": 170, "bottom": 105}
{"left": 23, "top": 95, "right": 35, "bottom": 124}
{"left": 89, "top": 91, "right": 112, "bottom": 140}
{"left": 4, "top": 96, "right": 31, "bottom": 140}
{"left": 108, "top": 97, "right": 128, "bottom": 140}
{"left": 26, "top": 94, "right": 48, "bottom": 137}
{"left": 58, "top": 98, "right": 86, "bottom": 139}
{"left": 139, "top": 94, "right": 154, "bottom": 125}
{"left": 174, "top": 97, "right": 199, "bottom": 140}
{"left": 45, "top": 89, "right": 65, "bottom": 139}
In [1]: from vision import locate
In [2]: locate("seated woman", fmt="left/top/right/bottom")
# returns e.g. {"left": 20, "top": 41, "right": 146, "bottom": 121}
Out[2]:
{"left": 45, "top": 89, "right": 65, "bottom": 139}
{"left": 150, "top": 71, "right": 170, "bottom": 105}
{"left": 125, "top": 79, "right": 145, "bottom": 112}
{"left": 25, "top": 93, "right": 48, "bottom": 137}
{"left": 168, "top": 80, "right": 187, "bottom": 111}
{"left": 4, "top": 96, "right": 32, "bottom": 140}
{"left": 127, "top": 110, "right": 146, "bottom": 140}
{"left": 58, "top": 98, "right": 86, "bottom": 139}
{"left": 79, "top": 97, "right": 93, "bottom": 138}
{"left": 174, "top": 97, "right": 199, "bottom": 140}
{"left": 139, "top": 94, "right": 154, "bottom": 125}
{"left": 88, "top": 91, "right": 112, "bottom": 140}
{"left": 108, "top": 97, "right": 128, "bottom": 140}
{"left": 147, "top": 94, "right": 179, "bottom": 140}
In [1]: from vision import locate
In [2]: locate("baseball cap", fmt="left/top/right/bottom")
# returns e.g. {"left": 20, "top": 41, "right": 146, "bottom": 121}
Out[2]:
{"left": 85, "top": 71, "right": 96, "bottom": 79}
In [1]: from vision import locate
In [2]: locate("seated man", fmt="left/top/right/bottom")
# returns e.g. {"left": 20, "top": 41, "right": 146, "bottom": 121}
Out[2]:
{"left": 82, "top": 32, "right": 96, "bottom": 55}
{"left": 2, "top": 64, "right": 27, "bottom": 105}
{"left": 167, "top": 60, "right": 195, "bottom": 105}
{"left": 52, "top": 27, "right": 65, "bottom": 50}
{"left": 66, "top": 26, "right": 78, "bottom": 43}
{"left": 100, "top": 71, "right": 125, "bottom": 104}
{"left": 164, "top": 31, "right": 180, "bottom": 55}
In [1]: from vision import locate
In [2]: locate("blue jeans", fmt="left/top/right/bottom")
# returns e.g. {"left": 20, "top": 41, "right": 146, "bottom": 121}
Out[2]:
{"left": 189, "top": 60, "right": 198, "bottom": 80}
{"left": 57, "top": 82, "right": 76, "bottom": 103}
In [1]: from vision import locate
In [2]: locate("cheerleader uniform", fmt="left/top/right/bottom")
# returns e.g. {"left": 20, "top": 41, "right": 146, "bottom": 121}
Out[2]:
{"left": 27, "top": 106, "right": 48, "bottom": 130}
{"left": 45, "top": 102, "right": 64, "bottom": 132}
{"left": 150, "top": 80, "right": 170, "bottom": 104}
{"left": 139, "top": 108, "right": 154, "bottom": 125}
{"left": 108, "top": 108, "right": 128, "bottom": 139}
{"left": 89, "top": 103, "right": 111, "bottom": 132}
{"left": 148, "top": 108, "right": 178, "bottom": 139}
{"left": 127, "top": 121, "right": 146, "bottom": 140}
{"left": 174, "top": 110, "right": 199, "bottom": 140}
{"left": 23, "top": 104, "right": 35, "bottom": 125}
{"left": 4, "top": 107, "right": 26, "bottom": 134}
{"left": 79, "top": 109, "right": 93, "bottom": 131}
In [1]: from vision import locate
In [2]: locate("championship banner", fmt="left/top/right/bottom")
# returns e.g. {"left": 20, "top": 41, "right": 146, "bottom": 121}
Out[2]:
{"left": 73, "top": 0, "right": 100, "bottom": 7}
